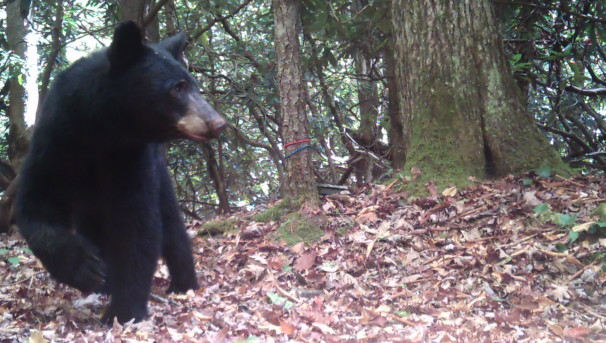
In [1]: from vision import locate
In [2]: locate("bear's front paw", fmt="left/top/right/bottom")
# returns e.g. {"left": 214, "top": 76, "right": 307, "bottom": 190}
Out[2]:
{"left": 69, "top": 251, "right": 107, "bottom": 293}
{"left": 167, "top": 274, "right": 198, "bottom": 294}
{"left": 39, "top": 235, "right": 107, "bottom": 293}
{"left": 101, "top": 303, "right": 148, "bottom": 325}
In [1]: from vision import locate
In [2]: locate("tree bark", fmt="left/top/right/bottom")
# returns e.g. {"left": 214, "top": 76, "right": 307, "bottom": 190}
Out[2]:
{"left": 385, "top": 45, "right": 406, "bottom": 170}
{"left": 351, "top": 0, "right": 380, "bottom": 184}
{"left": 273, "top": 0, "right": 318, "bottom": 203}
{"left": 2, "top": 0, "right": 31, "bottom": 232}
{"left": 120, "top": 0, "right": 146, "bottom": 25}
{"left": 119, "top": 0, "right": 161, "bottom": 41}
{"left": 6, "top": 0, "right": 30, "bottom": 166}
{"left": 392, "top": 0, "right": 567, "bottom": 185}
{"left": 204, "top": 30, "right": 230, "bottom": 215}
{"left": 201, "top": 143, "right": 230, "bottom": 214}
{"left": 39, "top": 0, "right": 64, "bottom": 104}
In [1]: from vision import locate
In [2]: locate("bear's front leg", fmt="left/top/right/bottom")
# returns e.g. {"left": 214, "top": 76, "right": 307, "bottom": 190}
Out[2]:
{"left": 158, "top": 164, "right": 199, "bottom": 293}
{"left": 100, "top": 220, "right": 161, "bottom": 324}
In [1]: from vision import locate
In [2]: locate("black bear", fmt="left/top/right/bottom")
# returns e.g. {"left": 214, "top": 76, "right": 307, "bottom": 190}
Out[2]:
{"left": 15, "top": 21, "right": 226, "bottom": 324}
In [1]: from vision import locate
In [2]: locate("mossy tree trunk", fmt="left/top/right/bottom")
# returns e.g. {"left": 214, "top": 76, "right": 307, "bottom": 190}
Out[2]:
{"left": 392, "top": 0, "right": 567, "bottom": 186}
{"left": 273, "top": 0, "right": 318, "bottom": 204}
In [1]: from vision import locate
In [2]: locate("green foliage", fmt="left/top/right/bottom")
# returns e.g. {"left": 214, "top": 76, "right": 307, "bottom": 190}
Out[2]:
{"left": 500, "top": 1, "right": 606, "bottom": 174}
{"left": 395, "top": 310, "right": 411, "bottom": 317}
{"left": 509, "top": 53, "right": 532, "bottom": 73}
{"left": 592, "top": 203, "right": 606, "bottom": 222}
{"left": 8, "top": 0, "right": 606, "bottom": 221}
{"left": 234, "top": 336, "right": 260, "bottom": 343}
{"left": 553, "top": 213, "right": 577, "bottom": 227}
{"left": 7, "top": 256, "right": 20, "bottom": 266}
{"left": 266, "top": 292, "right": 294, "bottom": 309}
{"left": 533, "top": 203, "right": 550, "bottom": 215}
{"left": 535, "top": 202, "right": 606, "bottom": 248}
{"left": 537, "top": 168, "right": 552, "bottom": 178}
{"left": 0, "top": 246, "right": 31, "bottom": 266}
{"left": 534, "top": 203, "right": 576, "bottom": 227}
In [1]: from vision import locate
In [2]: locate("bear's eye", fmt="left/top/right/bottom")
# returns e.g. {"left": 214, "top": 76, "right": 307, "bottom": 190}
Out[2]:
{"left": 172, "top": 80, "right": 189, "bottom": 94}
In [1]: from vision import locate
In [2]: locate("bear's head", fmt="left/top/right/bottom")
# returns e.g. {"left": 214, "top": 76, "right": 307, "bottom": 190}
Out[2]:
{"left": 106, "top": 21, "right": 227, "bottom": 142}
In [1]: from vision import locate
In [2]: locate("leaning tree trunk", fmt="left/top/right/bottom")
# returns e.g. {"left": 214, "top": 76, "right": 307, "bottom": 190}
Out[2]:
{"left": 392, "top": 0, "right": 567, "bottom": 186}
{"left": 273, "top": 0, "right": 318, "bottom": 203}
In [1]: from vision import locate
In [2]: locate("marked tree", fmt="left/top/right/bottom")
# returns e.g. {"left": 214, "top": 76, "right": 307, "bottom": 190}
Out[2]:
{"left": 273, "top": 0, "right": 318, "bottom": 204}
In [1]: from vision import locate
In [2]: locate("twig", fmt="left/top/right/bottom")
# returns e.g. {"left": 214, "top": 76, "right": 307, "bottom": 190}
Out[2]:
{"left": 267, "top": 270, "right": 301, "bottom": 304}
{"left": 4, "top": 272, "right": 45, "bottom": 286}
{"left": 568, "top": 261, "right": 597, "bottom": 282}
{"left": 498, "top": 233, "right": 540, "bottom": 248}
{"left": 150, "top": 293, "right": 179, "bottom": 306}
{"left": 191, "top": 0, "right": 254, "bottom": 41}
{"left": 565, "top": 85, "right": 606, "bottom": 96}
{"left": 579, "top": 304, "right": 606, "bottom": 321}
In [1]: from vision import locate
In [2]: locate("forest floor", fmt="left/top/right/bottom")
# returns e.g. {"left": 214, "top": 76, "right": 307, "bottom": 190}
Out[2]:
{"left": 0, "top": 174, "right": 605, "bottom": 342}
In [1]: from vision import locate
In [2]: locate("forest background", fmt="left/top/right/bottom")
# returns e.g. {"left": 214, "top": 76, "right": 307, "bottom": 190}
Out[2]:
{"left": 1, "top": 1, "right": 606, "bottom": 341}
{"left": 1, "top": 0, "right": 605, "bottom": 221}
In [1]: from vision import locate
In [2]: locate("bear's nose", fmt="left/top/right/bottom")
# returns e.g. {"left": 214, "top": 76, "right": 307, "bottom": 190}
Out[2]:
{"left": 210, "top": 117, "right": 228, "bottom": 136}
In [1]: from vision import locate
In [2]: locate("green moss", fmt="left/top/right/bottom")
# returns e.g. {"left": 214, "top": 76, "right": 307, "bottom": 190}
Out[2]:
{"left": 399, "top": 86, "right": 485, "bottom": 196}
{"left": 252, "top": 196, "right": 327, "bottom": 245}
{"left": 592, "top": 203, "right": 606, "bottom": 222}
{"left": 483, "top": 63, "right": 572, "bottom": 178}
{"left": 198, "top": 217, "right": 240, "bottom": 236}
{"left": 276, "top": 211, "right": 327, "bottom": 245}
{"left": 334, "top": 218, "right": 355, "bottom": 235}
{"left": 253, "top": 197, "right": 302, "bottom": 222}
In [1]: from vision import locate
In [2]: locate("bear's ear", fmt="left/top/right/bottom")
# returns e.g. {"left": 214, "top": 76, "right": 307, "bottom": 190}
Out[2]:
{"left": 158, "top": 33, "right": 188, "bottom": 61}
{"left": 109, "top": 21, "right": 144, "bottom": 73}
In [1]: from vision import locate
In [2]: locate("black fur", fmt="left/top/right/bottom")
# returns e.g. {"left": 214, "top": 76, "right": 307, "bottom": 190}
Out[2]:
{"left": 15, "top": 21, "right": 226, "bottom": 324}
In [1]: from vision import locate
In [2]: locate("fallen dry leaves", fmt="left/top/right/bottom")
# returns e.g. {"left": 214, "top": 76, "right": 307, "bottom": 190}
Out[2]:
{"left": 0, "top": 174, "right": 605, "bottom": 342}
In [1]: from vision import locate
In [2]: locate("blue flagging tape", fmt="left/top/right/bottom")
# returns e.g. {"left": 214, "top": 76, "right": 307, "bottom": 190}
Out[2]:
{"left": 284, "top": 145, "right": 312, "bottom": 159}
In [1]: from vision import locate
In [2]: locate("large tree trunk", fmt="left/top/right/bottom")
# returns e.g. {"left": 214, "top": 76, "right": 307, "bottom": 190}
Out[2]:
{"left": 392, "top": 0, "right": 567, "bottom": 185}
{"left": 273, "top": 0, "right": 318, "bottom": 203}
